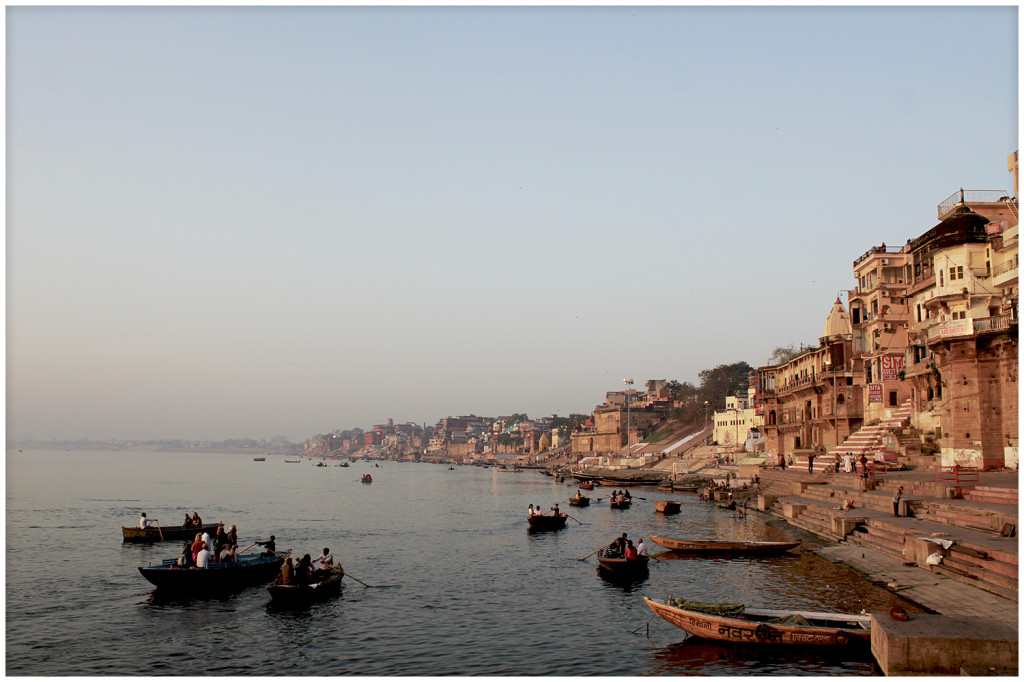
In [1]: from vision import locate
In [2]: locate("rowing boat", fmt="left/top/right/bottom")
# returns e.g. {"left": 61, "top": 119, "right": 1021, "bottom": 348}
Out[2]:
{"left": 568, "top": 496, "right": 590, "bottom": 507}
{"left": 643, "top": 596, "right": 871, "bottom": 647}
{"left": 648, "top": 536, "right": 800, "bottom": 555}
{"left": 266, "top": 567, "right": 344, "bottom": 607}
{"left": 527, "top": 514, "right": 568, "bottom": 531}
{"left": 122, "top": 522, "right": 221, "bottom": 544}
{"left": 138, "top": 553, "right": 285, "bottom": 592}
{"left": 609, "top": 498, "right": 632, "bottom": 509}
{"left": 654, "top": 500, "right": 681, "bottom": 514}
{"left": 596, "top": 555, "right": 649, "bottom": 575}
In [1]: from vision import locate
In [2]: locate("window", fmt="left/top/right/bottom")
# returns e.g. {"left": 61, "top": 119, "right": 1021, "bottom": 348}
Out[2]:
{"left": 940, "top": 270, "right": 944, "bottom": 286}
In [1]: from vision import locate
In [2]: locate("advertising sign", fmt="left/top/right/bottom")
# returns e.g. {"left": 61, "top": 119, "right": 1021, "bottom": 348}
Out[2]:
{"left": 868, "top": 384, "right": 883, "bottom": 403}
{"left": 881, "top": 355, "right": 905, "bottom": 380}
{"left": 940, "top": 319, "right": 973, "bottom": 338}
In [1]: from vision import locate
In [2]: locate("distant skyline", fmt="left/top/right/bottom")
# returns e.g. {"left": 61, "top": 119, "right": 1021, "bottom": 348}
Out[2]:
{"left": 7, "top": 5, "right": 1018, "bottom": 442}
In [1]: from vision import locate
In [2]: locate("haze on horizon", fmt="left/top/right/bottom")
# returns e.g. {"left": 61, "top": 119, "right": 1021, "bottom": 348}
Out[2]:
{"left": 6, "top": 6, "right": 1018, "bottom": 443}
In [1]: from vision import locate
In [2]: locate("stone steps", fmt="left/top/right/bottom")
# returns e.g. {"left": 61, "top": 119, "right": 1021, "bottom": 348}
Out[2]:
{"left": 964, "top": 486, "right": 1019, "bottom": 506}
{"left": 849, "top": 524, "right": 908, "bottom": 559}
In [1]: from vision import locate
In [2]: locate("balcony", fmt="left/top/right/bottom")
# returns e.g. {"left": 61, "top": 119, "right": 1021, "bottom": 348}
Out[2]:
{"left": 974, "top": 314, "right": 1015, "bottom": 335}
{"left": 993, "top": 255, "right": 1019, "bottom": 287}
{"left": 926, "top": 314, "right": 1016, "bottom": 341}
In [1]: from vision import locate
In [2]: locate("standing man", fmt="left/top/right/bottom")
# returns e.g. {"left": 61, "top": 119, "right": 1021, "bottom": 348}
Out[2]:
{"left": 892, "top": 486, "right": 904, "bottom": 517}
{"left": 808, "top": 453, "right": 815, "bottom": 474}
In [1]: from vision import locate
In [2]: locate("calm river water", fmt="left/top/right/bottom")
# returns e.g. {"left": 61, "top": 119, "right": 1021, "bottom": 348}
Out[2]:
{"left": 6, "top": 449, "right": 922, "bottom": 676}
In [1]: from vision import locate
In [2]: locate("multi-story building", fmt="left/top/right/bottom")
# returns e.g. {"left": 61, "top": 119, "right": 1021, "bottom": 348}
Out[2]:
{"left": 848, "top": 245, "right": 913, "bottom": 420}
{"left": 712, "top": 392, "right": 756, "bottom": 449}
{"left": 902, "top": 169, "right": 1019, "bottom": 469}
{"left": 757, "top": 298, "right": 862, "bottom": 459}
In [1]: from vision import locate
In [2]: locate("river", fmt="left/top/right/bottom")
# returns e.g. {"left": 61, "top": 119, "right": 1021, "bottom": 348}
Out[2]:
{"left": 6, "top": 449, "right": 922, "bottom": 675}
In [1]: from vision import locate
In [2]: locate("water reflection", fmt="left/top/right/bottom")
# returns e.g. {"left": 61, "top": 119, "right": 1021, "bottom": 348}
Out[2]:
{"left": 647, "top": 637, "right": 877, "bottom": 675}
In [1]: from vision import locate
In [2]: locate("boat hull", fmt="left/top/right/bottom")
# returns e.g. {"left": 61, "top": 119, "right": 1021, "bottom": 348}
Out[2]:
{"left": 648, "top": 536, "right": 800, "bottom": 555}
{"left": 568, "top": 497, "right": 590, "bottom": 507}
{"left": 609, "top": 500, "right": 632, "bottom": 509}
{"left": 597, "top": 556, "right": 649, "bottom": 574}
{"left": 122, "top": 522, "right": 222, "bottom": 544}
{"left": 527, "top": 514, "right": 568, "bottom": 531}
{"left": 654, "top": 501, "right": 681, "bottom": 514}
{"left": 643, "top": 597, "right": 870, "bottom": 647}
{"left": 138, "top": 553, "right": 285, "bottom": 592}
{"left": 267, "top": 570, "right": 344, "bottom": 606}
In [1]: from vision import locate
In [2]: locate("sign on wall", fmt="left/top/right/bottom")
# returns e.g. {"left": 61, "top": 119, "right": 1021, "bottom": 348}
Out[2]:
{"left": 881, "top": 355, "right": 905, "bottom": 380}
{"left": 940, "top": 319, "right": 973, "bottom": 337}
{"left": 868, "top": 384, "right": 883, "bottom": 403}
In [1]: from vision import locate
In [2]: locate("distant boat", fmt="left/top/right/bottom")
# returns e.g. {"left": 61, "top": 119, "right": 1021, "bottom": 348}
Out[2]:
{"left": 361, "top": 474, "right": 373, "bottom": 483}
{"left": 284, "top": 460, "right": 301, "bottom": 463}
{"left": 647, "top": 536, "right": 801, "bottom": 555}
{"left": 568, "top": 496, "right": 590, "bottom": 507}
{"left": 253, "top": 457, "right": 266, "bottom": 462}
{"left": 122, "top": 522, "right": 220, "bottom": 544}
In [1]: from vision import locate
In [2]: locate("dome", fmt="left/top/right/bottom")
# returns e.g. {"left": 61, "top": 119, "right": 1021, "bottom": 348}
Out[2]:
{"left": 823, "top": 298, "right": 852, "bottom": 338}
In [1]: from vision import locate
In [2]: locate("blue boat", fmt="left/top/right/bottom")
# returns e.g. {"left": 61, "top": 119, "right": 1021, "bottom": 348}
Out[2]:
{"left": 138, "top": 553, "right": 284, "bottom": 592}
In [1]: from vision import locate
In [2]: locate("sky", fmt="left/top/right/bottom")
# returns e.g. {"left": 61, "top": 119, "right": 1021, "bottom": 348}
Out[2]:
{"left": 5, "top": 5, "right": 1019, "bottom": 442}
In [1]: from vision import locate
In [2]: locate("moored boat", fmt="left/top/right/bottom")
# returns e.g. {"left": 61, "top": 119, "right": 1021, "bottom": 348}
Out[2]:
{"left": 568, "top": 496, "right": 590, "bottom": 507}
{"left": 138, "top": 552, "right": 285, "bottom": 592}
{"left": 122, "top": 522, "right": 221, "bottom": 544}
{"left": 266, "top": 567, "right": 344, "bottom": 607}
{"left": 654, "top": 500, "right": 681, "bottom": 514}
{"left": 643, "top": 596, "right": 871, "bottom": 647}
{"left": 648, "top": 536, "right": 801, "bottom": 555}
{"left": 527, "top": 514, "right": 568, "bottom": 531}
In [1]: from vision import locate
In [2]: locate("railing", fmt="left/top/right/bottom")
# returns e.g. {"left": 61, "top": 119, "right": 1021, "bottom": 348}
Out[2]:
{"left": 993, "top": 255, "right": 1018, "bottom": 278}
{"left": 935, "top": 464, "right": 980, "bottom": 488}
{"left": 937, "top": 189, "right": 1010, "bottom": 218}
{"left": 974, "top": 314, "right": 1014, "bottom": 334}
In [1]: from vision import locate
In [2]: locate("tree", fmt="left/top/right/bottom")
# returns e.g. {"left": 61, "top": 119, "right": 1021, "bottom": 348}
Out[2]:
{"left": 697, "top": 361, "right": 754, "bottom": 410}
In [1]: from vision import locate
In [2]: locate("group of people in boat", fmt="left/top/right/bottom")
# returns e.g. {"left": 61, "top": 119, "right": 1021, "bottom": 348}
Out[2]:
{"left": 609, "top": 490, "right": 631, "bottom": 504}
{"left": 599, "top": 532, "right": 648, "bottom": 560}
{"left": 273, "top": 548, "right": 342, "bottom": 587}
{"left": 361, "top": 474, "right": 373, "bottom": 483}
{"left": 175, "top": 523, "right": 241, "bottom": 569}
{"left": 527, "top": 503, "right": 563, "bottom": 517}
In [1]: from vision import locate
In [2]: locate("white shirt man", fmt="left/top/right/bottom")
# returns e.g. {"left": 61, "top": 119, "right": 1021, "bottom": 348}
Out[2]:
{"left": 314, "top": 549, "right": 334, "bottom": 569}
{"left": 637, "top": 539, "right": 649, "bottom": 557}
{"left": 139, "top": 513, "right": 154, "bottom": 529}
{"left": 196, "top": 547, "right": 212, "bottom": 568}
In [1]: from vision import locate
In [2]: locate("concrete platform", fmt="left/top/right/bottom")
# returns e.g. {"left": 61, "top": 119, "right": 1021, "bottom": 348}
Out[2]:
{"left": 816, "top": 544, "right": 1019, "bottom": 628}
{"left": 871, "top": 611, "right": 1018, "bottom": 675}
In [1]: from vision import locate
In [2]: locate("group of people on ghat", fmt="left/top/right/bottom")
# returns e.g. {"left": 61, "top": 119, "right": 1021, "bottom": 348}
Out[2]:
{"left": 609, "top": 490, "right": 631, "bottom": 504}
{"left": 175, "top": 523, "right": 241, "bottom": 568}
{"left": 273, "top": 548, "right": 342, "bottom": 587}
{"left": 599, "top": 532, "right": 648, "bottom": 560}
{"left": 527, "top": 503, "right": 563, "bottom": 517}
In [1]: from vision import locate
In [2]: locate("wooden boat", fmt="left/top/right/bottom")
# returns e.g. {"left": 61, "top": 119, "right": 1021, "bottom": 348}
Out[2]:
{"left": 361, "top": 474, "right": 372, "bottom": 483}
{"left": 496, "top": 467, "right": 523, "bottom": 473}
{"left": 138, "top": 553, "right": 285, "bottom": 592}
{"left": 642, "top": 596, "right": 871, "bottom": 647}
{"left": 527, "top": 514, "right": 568, "bottom": 531}
{"left": 284, "top": 460, "right": 301, "bottom": 463}
{"left": 266, "top": 567, "right": 344, "bottom": 607}
{"left": 339, "top": 462, "right": 349, "bottom": 467}
{"left": 609, "top": 498, "right": 632, "bottom": 509}
{"left": 253, "top": 457, "right": 266, "bottom": 461}
{"left": 568, "top": 496, "right": 590, "bottom": 507}
{"left": 648, "top": 536, "right": 801, "bottom": 555}
{"left": 654, "top": 500, "right": 681, "bottom": 514}
{"left": 122, "top": 522, "right": 221, "bottom": 544}
{"left": 596, "top": 555, "right": 649, "bottom": 575}
{"left": 578, "top": 482, "right": 594, "bottom": 490}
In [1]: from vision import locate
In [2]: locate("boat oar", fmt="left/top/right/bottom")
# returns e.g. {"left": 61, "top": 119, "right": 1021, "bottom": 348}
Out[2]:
{"left": 565, "top": 514, "right": 585, "bottom": 525}
{"left": 577, "top": 547, "right": 604, "bottom": 561}
{"left": 239, "top": 541, "right": 259, "bottom": 555}
{"left": 155, "top": 520, "right": 164, "bottom": 541}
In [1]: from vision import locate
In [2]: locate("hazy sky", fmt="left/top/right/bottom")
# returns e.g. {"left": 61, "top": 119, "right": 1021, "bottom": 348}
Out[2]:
{"left": 6, "top": 5, "right": 1018, "bottom": 442}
